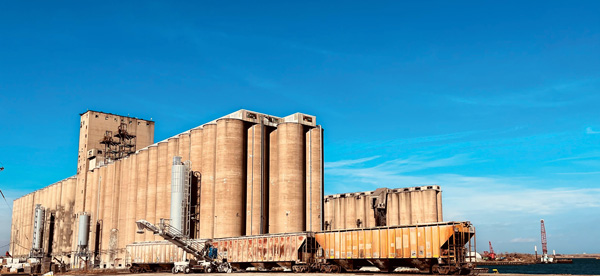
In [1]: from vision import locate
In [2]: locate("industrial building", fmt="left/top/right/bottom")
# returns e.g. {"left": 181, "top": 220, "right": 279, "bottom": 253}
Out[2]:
{"left": 10, "top": 109, "right": 323, "bottom": 269}
{"left": 323, "top": 186, "right": 443, "bottom": 231}
{"left": 9, "top": 109, "right": 453, "bottom": 273}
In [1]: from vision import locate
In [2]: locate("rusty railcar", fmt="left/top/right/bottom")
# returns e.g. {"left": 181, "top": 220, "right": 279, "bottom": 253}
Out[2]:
{"left": 129, "top": 221, "right": 475, "bottom": 274}
{"left": 211, "top": 232, "right": 312, "bottom": 271}
{"left": 314, "top": 221, "right": 476, "bottom": 274}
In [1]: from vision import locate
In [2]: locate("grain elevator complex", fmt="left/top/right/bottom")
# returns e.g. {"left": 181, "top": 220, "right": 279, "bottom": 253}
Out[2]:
{"left": 9, "top": 110, "right": 475, "bottom": 275}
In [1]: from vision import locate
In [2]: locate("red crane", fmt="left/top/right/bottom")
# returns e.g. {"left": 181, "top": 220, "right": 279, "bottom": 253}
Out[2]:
{"left": 488, "top": 241, "right": 496, "bottom": 260}
{"left": 541, "top": 219, "right": 548, "bottom": 255}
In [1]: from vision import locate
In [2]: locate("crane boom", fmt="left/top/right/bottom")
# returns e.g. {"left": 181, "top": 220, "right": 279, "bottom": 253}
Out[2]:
{"left": 487, "top": 241, "right": 496, "bottom": 260}
{"left": 540, "top": 219, "right": 548, "bottom": 255}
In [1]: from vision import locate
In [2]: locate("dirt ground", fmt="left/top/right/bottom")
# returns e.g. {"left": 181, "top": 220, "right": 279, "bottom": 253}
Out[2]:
{"left": 89, "top": 273, "right": 592, "bottom": 276}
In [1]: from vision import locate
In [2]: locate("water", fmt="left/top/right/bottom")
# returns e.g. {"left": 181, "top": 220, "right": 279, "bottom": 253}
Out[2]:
{"left": 478, "top": 258, "right": 600, "bottom": 275}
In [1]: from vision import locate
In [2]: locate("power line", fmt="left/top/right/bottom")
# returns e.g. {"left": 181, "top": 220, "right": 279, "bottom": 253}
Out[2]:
{"left": 0, "top": 189, "right": 12, "bottom": 210}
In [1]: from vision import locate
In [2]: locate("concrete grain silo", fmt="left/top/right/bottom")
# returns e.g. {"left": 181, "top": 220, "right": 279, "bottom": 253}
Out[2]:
{"left": 156, "top": 142, "right": 169, "bottom": 226}
{"left": 109, "top": 161, "right": 122, "bottom": 265}
{"left": 400, "top": 191, "right": 411, "bottom": 224}
{"left": 58, "top": 181, "right": 69, "bottom": 256}
{"left": 199, "top": 124, "right": 216, "bottom": 238}
{"left": 146, "top": 146, "right": 158, "bottom": 241}
{"left": 189, "top": 128, "right": 203, "bottom": 238}
{"left": 125, "top": 154, "right": 138, "bottom": 247}
{"left": 135, "top": 150, "right": 149, "bottom": 243}
{"left": 275, "top": 123, "right": 305, "bottom": 234}
{"left": 117, "top": 156, "right": 131, "bottom": 250}
{"left": 305, "top": 126, "right": 323, "bottom": 232}
{"left": 246, "top": 124, "right": 267, "bottom": 235}
{"left": 214, "top": 118, "right": 245, "bottom": 238}
{"left": 268, "top": 128, "right": 279, "bottom": 234}
{"left": 101, "top": 163, "right": 115, "bottom": 264}
{"left": 437, "top": 191, "right": 443, "bottom": 221}
{"left": 178, "top": 133, "right": 191, "bottom": 162}
{"left": 189, "top": 128, "right": 203, "bottom": 172}
{"left": 424, "top": 188, "right": 438, "bottom": 223}
{"left": 410, "top": 188, "right": 423, "bottom": 224}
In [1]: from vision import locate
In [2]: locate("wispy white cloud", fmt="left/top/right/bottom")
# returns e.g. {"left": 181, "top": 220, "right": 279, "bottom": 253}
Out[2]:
{"left": 586, "top": 127, "right": 600, "bottom": 134}
{"left": 555, "top": 171, "right": 600, "bottom": 175}
{"left": 324, "top": 156, "right": 380, "bottom": 168}
{"left": 325, "top": 154, "right": 600, "bottom": 218}
{"left": 547, "top": 151, "right": 600, "bottom": 163}
{"left": 510, "top": 238, "right": 536, "bottom": 243}
{"left": 447, "top": 78, "right": 599, "bottom": 108}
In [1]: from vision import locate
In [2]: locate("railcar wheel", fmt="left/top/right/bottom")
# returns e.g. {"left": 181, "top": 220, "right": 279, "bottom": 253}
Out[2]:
{"left": 172, "top": 267, "right": 178, "bottom": 274}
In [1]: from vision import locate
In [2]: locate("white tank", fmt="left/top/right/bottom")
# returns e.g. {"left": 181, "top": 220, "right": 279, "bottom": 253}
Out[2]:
{"left": 32, "top": 204, "right": 45, "bottom": 251}
{"left": 170, "top": 156, "right": 185, "bottom": 233}
{"left": 78, "top": 213, "right": 90, "bottom": 249}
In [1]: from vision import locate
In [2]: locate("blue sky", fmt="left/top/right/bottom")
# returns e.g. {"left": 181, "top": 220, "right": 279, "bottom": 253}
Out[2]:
{"left": 1, "top": 1, "right": 599, "bottom": 254}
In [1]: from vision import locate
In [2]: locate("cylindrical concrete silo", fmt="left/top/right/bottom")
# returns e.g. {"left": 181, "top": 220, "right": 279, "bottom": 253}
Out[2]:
{"left": 400, "top": 191, "right": 411, "bottom": 225}
{"left": 65, "top": 178, "right": 77, "bottom": 257}
{"left": 13, "top": 197, "right": 20, "bottom": 256}
{"left": 364, "top": 194, "right": 373, "bottom": 228}
{"left": 190, "top": 129, "right": 203, "bottom": 172}
{"left": 437, "top": 189, "right": 443, "bottom": 221}
{"left": 135, "top": 150, "right": 149, "bottom": 242}
{"left": 305, "top": 126, "right": 323, "bottom": 232}
{"left": 423, "top": 188, "right": 438, "bottom": 223}
{"left": 268, "top": 129, "right": 278, "bottom": 233}
{"left": 17, "top": 196, "right": 24, "bottom": 257}
{"left": 101, "top": 164, "right": 114, "bottom": 264}
{"left": 58, "top": 182, "right": 66, "bottom": 256}
{"left": 84, "top": 170, "right": 94, "bottom": 215}
{"left": 111, "top": 160, "right": 122, "bottom": 229}
{"left": 170, "top": 156, "right": 186, "bottom": 232}
{"left": 189, "top": 128, "right": 203, "bottom": 238}
{"left": 15, "top": 196, "right": 22, "bottom": 257}
{"left": 125, "top": 154, "right": 139, "bottom": 247}
{"left": 323, "top": 197, "right": 332, "bottom": 230}
{"left": 346, "top": 196, "right": 357, "bottom": 229}
{"left": 334, "top": 197, "right": 342, "bottom": 230}
{"left": 386, "top": 190, "right": 400, "bottom": 226}
{"left": 410, "top": 189, "right": 423, "bottom": 224}
{"left": 276, "top": 123, "right": 305, "bottom": 233}
{"left": 59, "top": 181, "right": 69, "bottom": 255}
{"left": 156, "top": 142, "right": 169, "bottom": 224}
{"left": 94, "top": 167, "right": 107, "bottom": 256}
{"left": 52, "top": 182, "right": 62, "bottom": 255}
{"left": 340, "top": 197, "right": 348, "bottom": 229}
{"left": 116, "top": 157, "right": 130, "bottom": 250}
{"left": 146, "top": 146, "right": 158, "bottom": 241}
{"left": 355, "top": 194, "right": 365, "bottom": 229}
{"left": 199, "top": 124, "right": 216, "bottom": 238}
{"left": 246, "top": 124, "right": 266, "bottom": 235}
{"left": 214, "top": 118, "right": 245, "bottom": 238}
{"left": 178, "top": 133, "right": 191, "bottom": 162}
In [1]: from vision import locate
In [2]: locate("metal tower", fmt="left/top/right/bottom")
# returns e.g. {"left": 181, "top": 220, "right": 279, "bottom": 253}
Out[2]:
{"left": 540, "top": 219, "right": 548, "bottom": 255}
